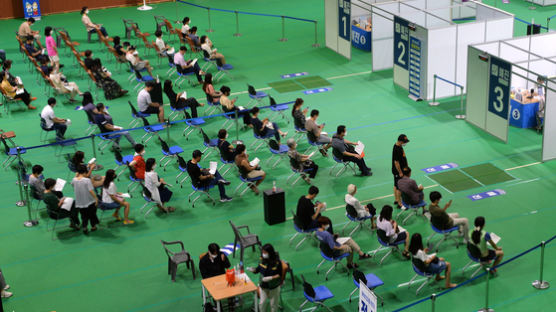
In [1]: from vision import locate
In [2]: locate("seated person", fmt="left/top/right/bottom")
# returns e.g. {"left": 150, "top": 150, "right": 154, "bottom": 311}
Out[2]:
{"left": 29, "top": 164, "right": 46, "bottom": 199}
{"left": 331, "top": 125, "right": 372, "bottom": 176}
{"left": 0, "top": 71, "right": 36, "bottom": 110}
{"left": 470, "top": 216, "right": 504, "bottom": 273}
{"left": 144, "top": 158, "right": 175, "bottom": 213}
{"left": 220, "top": 86, "right": 251, "bottom": 126}
{"left": 70, "top": 150, "right": 104, "bottom": 187}
{"left": 199, "top": 243, "right": 231, "bottom": 279}
{"left": 296, "top": 186, "right": 332, "bottom": 232}
{"left": 2, "top": 60, "right": 21, "bottom": 86}
{"left": 129, "top": 144, "right": 146, "bottom": 180}
{"left": 202, "top": 73, "right": 221, "bottom": 104}
{"left": 377, "top": 205, "right": 410, "bottom": 258}
{"left": 154, "top": 30, "right": 175, "bottom": 58}
{"left": 80, "top": 6, "right": 109, "bottom": 37}
{"left": 89, "top": 58, "right": 128, "bottom": 100}
{"left": 102, "top": 169, "right": 133, "bottom": 225}
{"left": 250, "top": 106, "right": 287, "bottom": 143}
{"left": 429, "top": 191, "right": 469, "bottom": 242}
{"left": 40, "top": 97, "right": 68, "bottom": 141}
{"left": 180, "top": 17, "right": 191, "bottom": 38}
{"left": 291, "top": 98, "right": 308, "bottom": 130}
{"left": 345, "top": 184, "right": 376, "bottom": 228}
{"left": 0, "top": 49, "right": 5, "bottom": 64}
{"left": 305, "top": 109, "right": 331, "bottom": 155}
{"left": 316, "top": 216, "right": 370, "bottom": 269}
{"left": 163, "top": 79, "right": 203, "bottom": 118}
{"left": 234, "top": 144, "right": 265, "bottom": 194}
{"left": 173, "top": 46, "right": 204, "bottom": 84}
{"left": 286, "top": 138, "right": 318, "bottom": 183}
{"left": 83, "top": 50, "right": 95, "bottom": 70}
{"left": 186, "top": 150, "right": 232, "bottom": 202}
{"left": 200, "top": 35, "right": 226, "bottom": 66}
{"left": 112, "top": 36, "right": 127, "bottom": 61}
{"left": 81, "top": 92, "right": 99, "bottom": 115}
{"left": 18, "top": 18, "right": 43, "bottom": 49}
{"left": 138, "top": 81, "right": 165, "bottom": 123}
{"left": 43, "top": 178, "right": 80, "bottom": 230}
{"left": 49, "top": 65, "right": 83, "bottom": 102}
{"left": 409, "top": 233, "right": 456, "bottom": 288}
{"left": 39, "top": 58, "right": 53, "bottom": 76}
{"left": 397, "top": 167, "right": 424, "bottom": 207}
{"left": 126, "top": 45, "right": 154, "bottom": 77}
{"left": 217, "top": 129, "right": 236, "bottom": 162}
{"left": 94, "top": 103, "right": 136, "bottom": 150}
{"left": 189, "top": 26, "right": 201, "bottom": 47}
{"left": 23, "top": 35, "right": 47, "bottom": 63}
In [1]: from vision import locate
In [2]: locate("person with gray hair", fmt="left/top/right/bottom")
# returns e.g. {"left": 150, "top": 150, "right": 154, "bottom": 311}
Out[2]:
{"left": 345, "top": 184, "right": 376, "bottom": 228}
{"left": 286, "top": 138, "right": 319, "bottom": 183}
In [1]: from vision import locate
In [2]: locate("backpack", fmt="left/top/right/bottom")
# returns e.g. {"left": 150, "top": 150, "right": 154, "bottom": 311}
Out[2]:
{"left": 353, "top": 269, "right": 367, "bottom": 285}
{"left": 301, "top": 274, "right": 316, "bottom": 298}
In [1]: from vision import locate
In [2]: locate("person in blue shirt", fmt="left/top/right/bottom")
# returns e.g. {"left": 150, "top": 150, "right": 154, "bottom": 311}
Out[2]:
{"left": 315, "top": 216, "right": 370, "bottom": 269}
{"left": 470, "top": 216, "right": 504, "bottom": 274}
{"left": 94, "top": 103, "right": 136, "bottom": 150}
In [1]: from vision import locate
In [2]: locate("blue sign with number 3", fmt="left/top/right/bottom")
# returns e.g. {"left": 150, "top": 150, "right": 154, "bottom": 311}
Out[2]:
{"left": 488, "top": 57, "right": 512, "bottom": 120}
{"left": 338, "top": 0, "right": 351, "bottom": 41}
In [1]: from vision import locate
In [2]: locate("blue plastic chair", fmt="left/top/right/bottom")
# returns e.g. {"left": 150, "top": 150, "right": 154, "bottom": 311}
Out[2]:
{"left": 299, "top": 283, "right": 335, "bottom": 312}
{"left": 218, "top": 157, "right": 235, "bottom": 177}
{"left": 293, "top": 125, "right": 307, "bottom": 143}
{"left": 126, "top": 165, "right": 144, "bottom": 196}
{"left": 188, "top": 183, "right": 216, "bottom": 208}
{"left": 97, "top": 133, "right": 122, "bottom": 155}
{"left": 234, "top": 175, "right": 263, "bottom": 197}
{"left": 371, "top": 229, "right": 406, "bottom": 265}
{"left": 127, "top": 101, "right": 151, "bottom": 128}
{"left": 348, "top": 272, "right": 384, "bottom": 303}
{"left": 340, "top": 204, "right": 374, "bottom": 236}
{"left": 113, "top": 153, "right": 133, "bottom": 181}
{"left": 174, "top": 155, "right": 191, "bottom": 187}
{"left": 200, "top": 130, "right": 219, "bottom": 160}
{"left": 289, "top": 211, "right": 317, "bottom": 250}
{"left": 213, "top": 64, "right": 233, "bottom": 83}
{"left": 1, "top": 137, "right": 26, "bottom": 169}
{"left": 269, "top": 97, "right": 289, "bottom": 123}
{"left": 285, "top": 157, "right": 313, "bottom": 186}
{"left": 462, "top": 243, "right": 491, "bottom": 278}
{"left": 139, "top": 193, "right": 157, "bottom": 218}
{"left": 249, "top": 131, "right": 273, "bottom": 152}
{"left": 266, "top": 141, "right": 289, "bottom": 169}
{"left": 330, "top": 148, "right": 357, "bottom": 177}
{"left": 426, "top": 223, "right": 461, "bottom": 252}
{"left": 303, "top": 133, "right": 327, "bottom": 156}
{"left": 247, "top": 84, "right": 268, "bottom": 106}
{"left": 404, "top": 259, "right": 436, "bottom": 295}
{"left": 139, "top": 119, "right": 164, "bottom": 145}
{"left": 175, "top": 69, "right": 196, "bottom": 87}
{"left": 316, "top": 241, "right": 350, "bottom": 280}
{"left": 182, "top": 111, "right": 206, "bottom": 140}
{"left": 159, "top": 137, "right": 184, "bottom": 171}
{"left": 396, "top": 194, "right": 427, "bottom": 225}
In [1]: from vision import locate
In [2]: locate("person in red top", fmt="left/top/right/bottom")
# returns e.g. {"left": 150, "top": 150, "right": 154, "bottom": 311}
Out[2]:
{"left": 129, "top": 144, "right": 146, "bottom": 180}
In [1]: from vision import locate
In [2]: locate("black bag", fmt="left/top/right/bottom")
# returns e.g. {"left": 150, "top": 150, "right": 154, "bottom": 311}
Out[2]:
{"left": 353, "top": 269, "right": 367, "bottom": 285}
{"left": 301, "top": 275, "right": 315, "bottom": 298}
{"left": 366, "top": 203, "right": 377, "bottom": 216}
{"left": 204, "top": 302, "right": 216, "bottom": 312}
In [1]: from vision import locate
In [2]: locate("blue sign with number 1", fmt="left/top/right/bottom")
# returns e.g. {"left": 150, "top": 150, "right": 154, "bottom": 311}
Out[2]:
{"left": 488, "top": 57, "right": 512, "bottom": 120}
{"left": 338, "top": 0, "right": 351, "bottom": 41}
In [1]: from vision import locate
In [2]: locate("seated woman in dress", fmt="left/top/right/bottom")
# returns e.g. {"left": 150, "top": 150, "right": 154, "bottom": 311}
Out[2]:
{"left": 144, "top": 158, "right": 175, "bottom": 213}
{"left": 200, "top": 35, "right": 226, "bottom": 66}
{"left": 89, "top": 58, "right": 128, "bottom": 100}
{"left": 163, "top": 79, "right": 203, "bottom": 118}
{"left": 377, "top": 205, "right": 410, "bottom": 258}
{"left": 286, "top": 138, "right": 318, "bottom": 183}
{"left": 291, "top": 98, "right": 308, "bottom": 130}
{"left": 409, "top": 233, "right": 456, "bottom": 288}
{"left": 202, "top": 73, "right": 221, "bottom": 104}
{"left": 49, "top": 65, "right": 83, "bottom": 102}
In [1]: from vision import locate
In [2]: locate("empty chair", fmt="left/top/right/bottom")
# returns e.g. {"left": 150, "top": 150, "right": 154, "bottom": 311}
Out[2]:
{"left": 131, "top": 65, "right": 154, "bottom": 92}
{"left": 426, "top": 223, "right": 461, "bottom": 252}
{"left": 139, "top": 117, "right": 164, "bottom": 145}
{"left": 341, "top": 204, "right": 374, "bottom": 236}
{"left": 299, "top": 275, "right": 335, "bottom": 312}
{"left": 200, "top": 129, "right": 219, "bottom": 159}
{"left": 293, "top": 125, "right": 307, "bottom": 143}
{"left": 315, "top": 241, "right": 350, "bottom": 281}
{"left": 265, "top": 139, "right": 289, "bottom": 169}
{"left": 348, "top": 270, "right": 384, "bottom": 304}
{"left": 330, "top": 147, "right": 356, "bottom": 177}
{"left": 127, "top": 101, "right": 150, "bottom": 128}
{"left": 289, "top": 210, "right": 317, "bottom": 250}
{"left": 229, "top": 220, "right": 262, "bottom": 263}
{"left": 113, "top": 149, "right": 133, "bottom": 180}
{"left": 158, "top": 137, "right": 183, "bottom": 171}
{"left": 1, "top": 136, "right": 26, "bottom": 169}
{"left": 268, "top": 97, "right": 289, "bottom": 123}
{"left": 370, "top": 229, "right": 405, "bottom": 265}
{"left": 246, "top": 84, "right": 268, "bottom": 106}
{"left": 175, "top": 155, "right": 190, "bottom": 186}
{"left": 182, "top": 111, "right": 205, "bottom": 140}
{"left": 161, "top": 240, "right": 196, "bottom": 282}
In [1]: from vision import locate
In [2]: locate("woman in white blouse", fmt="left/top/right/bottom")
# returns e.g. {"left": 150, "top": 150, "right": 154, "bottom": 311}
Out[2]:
{"left": 409, "top": 233, "right": 456, "bottom": 288}
{"left": 377, "top": 205, "right": 410, "bottom": 258}
{"left": 200, "top": 35, "right": 226, "bottom": 66}
{"left": 180, "top": 17, "right": 191, "bottom": 37}
{"left": 144, "top": 158, "right": 175, "bottom": 213}
{"left": 102, "top": 169, "right": 134, "bottom": 225}
{"left": 49, "top": 65, "right": 83, "bottom": 101}
{"left": 344, "top": 184, "right": 376, "bottom": 228}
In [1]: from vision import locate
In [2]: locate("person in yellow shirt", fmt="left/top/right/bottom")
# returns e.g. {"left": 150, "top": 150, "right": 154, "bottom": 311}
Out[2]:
{"left": 0, "top": 71, "right": 36, "bottom": 110}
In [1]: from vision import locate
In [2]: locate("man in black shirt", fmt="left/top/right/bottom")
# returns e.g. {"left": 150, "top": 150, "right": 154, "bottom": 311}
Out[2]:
{"left": 94, "top": 103, "right": 136, "bottom": 150}
{"left": 186, "top": 150, "right": 232, "bottom": 202}
{"left": 199, "top": 243, "right": 231, "bottom": 279}
{"left": 392, "top": 134, "right": 409, "bottom": 208}
{"left": 296, "top": 186, "right": 333, "bottom": 233}
{"left": 250, "top": 106, "right": 287, "bottom": 143}
{"left": 217, "top": 129, "right": 236, "bottom": 162}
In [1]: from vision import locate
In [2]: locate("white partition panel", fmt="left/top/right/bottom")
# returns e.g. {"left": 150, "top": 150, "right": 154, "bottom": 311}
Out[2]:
{"left": 428, "top": 7, "right": 451, "bottom": 22}
{"left": 474, "top": 42, "right": 500, "bottom": 55}
{"left": 543, "top": 80, "right": 556, "bottom": 162}
{"left": 339, "top": 37, "right": 352, "bottom": 60}
{"left": 426, "top": 0, "right": 452, "bottom": 10}
{"left": 485, "top": 18, "right": 514, "bottom": 42}
{"left": 456, "top": 22, "right": 486, "bottom": 90}
{"left": 530, "top": 33, "right": 556, "bottom": 58}
{"left": 427, "top": 26, "right": 457, "bottom": 99}
{"left": 529, "top": 60, "right": 556, "bottom": 81}
{"left": 476, "top": 4, "right": 507, "bottom": 20}
{"left": 466, "top": 46, "right": 489, "bottom": 129}
{"left": 451, "top": 2, "right": 476, "bottom": 20}
{"left": 371, "top": 7, "right": 395, "bottom": 71}
{"left": 500, "top": 44, "right": 530, "bottom": 63}
{"left": 511, "top": 66, "right": 530, "bottom": 91}
{"left": 325, "top": 0, "right": 338, "bottom": 51}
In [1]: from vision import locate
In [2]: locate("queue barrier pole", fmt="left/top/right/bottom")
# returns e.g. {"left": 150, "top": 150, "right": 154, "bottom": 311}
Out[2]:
{"left": 478, "top": 268, "right": 494, "bottom": 312}
{"left": 90, "top": 135, "right": 97, "bottom": 159}
{"left": 430, "top": 294, "right": 436, "bottom": 312}
{"left": 429, "top": 75, "right": 466, "bottom": 119}
{"left": 15, "top": 148, "right": 26, "bottom": 207}
{"left": 17, "top": 148, "right": 39, "bottom": 227}
{"left": 207, "top": 8, "right": 214, "bottom": 33}
{"left": 232, "top": 109, "right": 241, "bottom": 145}
{"left": 312, "top": 21, "right": 320, "bottom": 48}
{"left": 429, "top": 75, "right": 439, "bottom": 106}
{"left": 532, "top": 241, "right": 550, "bottom": 290}
{"left": 528, "top": 0, "right": 537, "bottom": 10}
{"left": 279, "top": 16, "right": 287, "bottom": 42}
{"left": 233, "top": 11, "right": 242, "bottom": 37}
{"left": 547, "top": 14, "right": 556, "bottom": 32}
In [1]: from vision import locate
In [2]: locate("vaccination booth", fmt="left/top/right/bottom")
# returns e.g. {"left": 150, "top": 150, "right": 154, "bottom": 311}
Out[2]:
{"left": 529, "top": 0, "right": 556, "bottom": 6}
{"left": 466, "top": 33, "right": 556, "bottom": 162}
{"left": 370, "top": 0, "right": 514, "bottom": 101}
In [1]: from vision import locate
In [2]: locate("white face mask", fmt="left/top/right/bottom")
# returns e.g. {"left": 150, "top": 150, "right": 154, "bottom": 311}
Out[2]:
{"left": 402, "top": 143, "right": 407, "bottom": 147}
{"left": 225, "top": 133, "right": 229, "bottom": 139}
{"left": 152, "top": 164, "right": 157, "bottom": 170}
{"left": 262, "top": 253, "right": 269, "bottom": 259}
{"left": 344, "top": 131, "right": 348, "bottom": 136}
{"left": 324, "top": 225, "right": 330, "bottom": 231}
{"left": 209, "top": 253, "right": 217, "bottom": 260}
{"left": 85, "top": 10, "right": 89, "bottom": 14}
{"left": 140, "top": 151, "right": 145, "bottom": 156}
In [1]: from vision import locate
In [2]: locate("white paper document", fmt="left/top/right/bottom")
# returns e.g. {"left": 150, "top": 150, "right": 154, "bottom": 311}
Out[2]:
{"left": 355, "top": 141, "right": 365, "bottom": 155}
{"left": 16, "top": 76, "right": 23, "bottom": 85}
{"left": 490, "top": 232, "right": 501, "bottom": 244}
{"left": 336, "top": 237, "right": 350, "bottom": 245}
{"left": 119, "top": 193, "right": 131, "bottom": 198}
{"left": 188, "top": 58, "right": 198, "bottom": 66}
{"left": 180, "top": 92, "right": 188, "bottom": 99}
{"left": 61, "top": 197, "right": 74, "bottom": 211}
{"left": 266, "top": 122, "right": 274, "bottom": 130}
{"left": 307, "top": 151, "right": 315, "bottom": 158}
{"left": 88, "top": 158, "right": 96, "bottom": 165}
{"left": 209, "top": 161, "right": 217, "bottom": 175}
{"left": 249, "top": 157, "right": 260, "bottom": 167}
{"left": 15, "top": 88, "right": 24, "bottom": 95}
{"left": 54, "top": 178, "right": 66, "bottom": 192}
{"left": 238, "top": 106, "right": 246, "bottom": 111}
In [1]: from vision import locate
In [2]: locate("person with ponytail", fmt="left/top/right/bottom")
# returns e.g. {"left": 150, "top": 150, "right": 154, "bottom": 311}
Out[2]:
{"left": 470, "top": 216, "right": 504, "bottom": 273}
{"left": 102, "top": 169, "right": 133, "bottom": 225}
{"left": 409, "top": 233, "right": 456, "bottom": 288}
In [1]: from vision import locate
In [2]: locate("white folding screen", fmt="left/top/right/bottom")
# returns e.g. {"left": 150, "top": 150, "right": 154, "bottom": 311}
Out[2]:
{"left": 324, "top": 0, "right": 338, "bottom": 51}
{"left": 371, "top": 3, "right": 398, "bottom": 71}
{"left": 466, "top": 46, "right": 490, "bottom": 129}
{"left": 543, "top": 80, "right": 556, "bottom": 162}
{"left": 485, "top": 18, "right": 514, "bottom": 42}
{"left": 532, "top": 0, "right": 556, "bottom": 5}
{"left": 451, "top": 2, "right": 476, "bottom": 20}
{"left": 455, "top": 22, "right": 487, "bottom": 94}
{"left": 427, "top": 26, "right": 457, "bottom": 99}
{"left": 530, "top": 33, "right": 556, "bottom": 58}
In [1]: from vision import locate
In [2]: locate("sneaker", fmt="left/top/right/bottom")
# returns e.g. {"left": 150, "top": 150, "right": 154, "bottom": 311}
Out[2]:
{"left": 218, "top": 179, "right": 231, "bottom": 186}
{"left": 220, "top": 196, "right": 233, "bottom": 202}
{"left": 401, "top": 205, "right": 408, "bottom": 211}
{"left": 1, "top": 290, "right": 13, "bottom": 298}
{"left": 4, "top": 284, "right": 10, "bottom": 290}
{"left": 361, "top": 170, "right": 373, "bottom": 176}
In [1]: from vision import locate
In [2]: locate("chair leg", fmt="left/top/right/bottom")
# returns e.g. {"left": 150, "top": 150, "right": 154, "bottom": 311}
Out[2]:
{"left": 348, "top": 287, "right": 358, "bottom": 303}
{"left": 171, "top": 262, "right": 177, "bottom": 282}
{"left": 190, "top": 260, "right": 196, "bottom": 280}
{"left": 316, "top": 259, "right": 326, "bottom": 274}
{"left": 168, "top": 258, "right": 172, "bottom": 274}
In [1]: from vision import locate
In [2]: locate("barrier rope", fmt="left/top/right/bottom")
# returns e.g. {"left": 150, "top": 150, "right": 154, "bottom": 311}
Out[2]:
{"left": 435, "top": 75, "right": 464, "bottom": 89}
{"left": 176, "top": 0, "right": 316, "bottom": 23}
{"left": 514, "top": 17, "right": 549, "bottom": 30}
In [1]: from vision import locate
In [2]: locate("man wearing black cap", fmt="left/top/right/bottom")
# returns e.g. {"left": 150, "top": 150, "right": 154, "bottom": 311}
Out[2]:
{"left": 186, "top": 150, "right": 232, "bottom": 202}
{"left": 392, "top": 134, "right": 409, "bottom": 208}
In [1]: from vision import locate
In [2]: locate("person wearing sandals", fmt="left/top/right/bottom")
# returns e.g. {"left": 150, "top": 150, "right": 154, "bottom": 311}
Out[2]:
{"left": 345, "top": 184, "right": 376, "bottom": 229}
{"left": 315, "top": 216, "right": 371, "bottom": 269}
{"left": 72, "top": 164, "right": 99, "bottom": 234}
{"left": 102, "top": 169, "right": 134, "bottom": 225}
{"left": 144, "top": 158, "right": 175, "bottom": 213}
{"left": 409, "top": 233, "right": 457, "bottom": 289}
{"left": 377, "top": 205, "right": 411, "bottom": 259}
{"left": 470, "top": 216, "right": 504, "bottom": 274}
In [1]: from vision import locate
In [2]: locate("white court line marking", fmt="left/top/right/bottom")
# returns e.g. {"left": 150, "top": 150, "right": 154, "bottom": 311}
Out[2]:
{"left": 505, "top": 162, "right": 542, "bottom": 171}
{"left": 327, "top": 70, "right": 373, "bottom": 80}
{"left": 285, "top": 184, "right": 439, "bottom": 221}
{"left": 230, "top": 87, "right": 272, "bottom": 96}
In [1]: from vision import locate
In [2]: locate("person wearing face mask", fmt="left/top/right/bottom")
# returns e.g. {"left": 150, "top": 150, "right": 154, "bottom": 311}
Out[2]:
{"left": 129, "top": 144, "right": 146, "bottom": 180}
{"left": 315, "top": 216, "right": 371, "bottom": 269}
{"left": 217, "top": 129, "right": 236, "bottom": 162}
{"left": 80, "top": 7, "right": 109, "bottom": 38}
{"left": 199, "top": 243, "right": 231, "bottom": 279}
{"left": 397, "top": 167, "right": 425, "bottom": 209}
{"left": 44, "top": 26, "right": 60, "bottom": 69}
{"left": 331, "top": 125, "right": 372, "bottom": 176}
{"left": 144, "top": 158, "right": 175, "bottom": 213}
{"left": 392, "top": 134, "right": 410, "bottom": 209}
{"left": 247, "top": 244, "right": 283, "bottom": 312}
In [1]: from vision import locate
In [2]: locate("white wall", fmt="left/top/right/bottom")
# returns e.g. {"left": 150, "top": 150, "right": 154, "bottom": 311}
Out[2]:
{"left": 455, "top": 22, "right": 487, "bottom": 94}
{"left": 485, "top": 18, "right": 514, "bottom": 42}
{"left": 543, "top": 79, "right": 556, "bottom": 162}
{"left": 466, "top": 46, "right": 490, "bottom": 129}
{"left": 427, "top": 26, "right": 457, "bottom": 99}
{"left": 532, "top": 0, "right": 556, "bottom": 6}
{"left": 325, "top": 0, "right": 338, "bottom": 51}
{"left": 530, "top": 33, "right": 556, "bottom": 58}
{"left": 371, "top": 2, "right": 399, "bottom": 71}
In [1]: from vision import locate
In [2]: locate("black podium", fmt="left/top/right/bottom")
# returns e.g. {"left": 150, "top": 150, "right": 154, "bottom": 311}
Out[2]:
{"left": 263, "top": 188, "right": 285, "bottom": 225}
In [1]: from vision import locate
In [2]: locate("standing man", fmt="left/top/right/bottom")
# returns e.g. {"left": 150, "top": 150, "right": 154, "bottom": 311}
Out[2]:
{"left": 18, "top": 18, "right": 43, "bottom": 49}
{"left": 40, "top": 98, "right": 69, "bottom": 142}
{"left": 392, "top": 134, "right": 409, "bottom": 209}
{"left": 137, "top": 81, "right": 165, "bottom": 123}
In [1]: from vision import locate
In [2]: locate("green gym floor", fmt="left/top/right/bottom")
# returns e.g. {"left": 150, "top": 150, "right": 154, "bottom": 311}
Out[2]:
{"left": 1, "top": 0, "right": 555, "bottom": 311}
